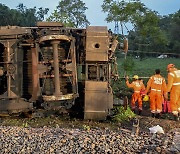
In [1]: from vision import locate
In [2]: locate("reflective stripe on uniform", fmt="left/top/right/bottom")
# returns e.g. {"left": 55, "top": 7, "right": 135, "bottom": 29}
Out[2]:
{"left": 169, "top": 73, "right": 175, "bottom": 77}
{"left": 151, "top": 110, "right": 156, "bottom": 113}
{"left": 151, "top": 89, "right": 161, "bottom": 92}
{"left": 134, "top": 91, "right": 140, "bottom": 93}
{"left": 172, "top": 111, "right": 178, "bottom": 115}
{"left": 173, "top": 82, "right": 180, "bottom": 85}
{"left": 156, "top": 109, "right": 162, "bottom": 113}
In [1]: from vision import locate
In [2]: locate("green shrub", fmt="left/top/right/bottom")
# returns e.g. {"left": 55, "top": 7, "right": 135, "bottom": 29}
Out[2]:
{"left": 112, "top": 106, "right": 135, "bottom": 122}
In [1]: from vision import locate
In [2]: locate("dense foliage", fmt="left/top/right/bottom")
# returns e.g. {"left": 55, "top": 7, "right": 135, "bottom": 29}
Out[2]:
{"left": 0, "top": 3, "right": 49, "bottom": 26}
{"left": 112, "top": 106, "right": 135, "bottom": 122}
{"left": 47, "top": 0, "right": 90, "bottom": 28}
{"left": 0, "top": 0, "right": 89, "bottom": 28}
{"left": 102, "top": 0, "right": 180, "bottom": 54}
{"left": 128, "top": 10, "right": 180, "bottom": 53}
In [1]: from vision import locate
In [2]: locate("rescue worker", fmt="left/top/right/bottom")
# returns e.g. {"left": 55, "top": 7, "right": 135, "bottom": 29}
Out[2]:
{"left": 166, "top": 64, "right": 180, "bottom": 121}
{"left": 126, "top": 75, "right": 145, "bottom": 114}
{"left": 146, "top": 69, "right": 167, "bottom": 118}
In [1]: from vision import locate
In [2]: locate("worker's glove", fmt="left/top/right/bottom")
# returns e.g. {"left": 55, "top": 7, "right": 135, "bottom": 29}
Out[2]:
{"left": 144, "top": 90, "right": 148, "bottom": 94}
{"left": 125, "top": 76, "right": 129, "bottom": 80}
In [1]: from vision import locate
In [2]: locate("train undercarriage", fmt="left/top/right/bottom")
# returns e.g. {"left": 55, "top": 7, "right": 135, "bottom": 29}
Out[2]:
{"left": 0, "top": 22, "right": 118, "bottom": 119}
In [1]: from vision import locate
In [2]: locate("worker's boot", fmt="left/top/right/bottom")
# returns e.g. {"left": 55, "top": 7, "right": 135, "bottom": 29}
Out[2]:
{"left": 138, "top": 109, "right": 142, "bottom": 115}
{"left": 174, "top": 115, "right": 179, "bottom": 121}
{"left": 155, "top": 113, "right": 161, "bottom": 119}
{"left": 151, "top": 113, "right": 155, "bottom": 118}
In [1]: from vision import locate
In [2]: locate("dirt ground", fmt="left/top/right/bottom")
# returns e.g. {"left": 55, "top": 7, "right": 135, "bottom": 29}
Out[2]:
{"left": 136, "top": 115, "right": 180, "bottom": 133}
{"left": 129, "top": 104, "right": 180, "bottom": 133}
{"left": 0, "top": 101, "right": 179, "bottom": 133}
{"left": 0, "top": 109, "right": 179, "bottom": 134}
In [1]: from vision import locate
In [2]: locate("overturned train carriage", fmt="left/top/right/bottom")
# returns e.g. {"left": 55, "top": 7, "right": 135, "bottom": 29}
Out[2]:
{"left": 0, "top": 22, "right": 118, "bottom": 119}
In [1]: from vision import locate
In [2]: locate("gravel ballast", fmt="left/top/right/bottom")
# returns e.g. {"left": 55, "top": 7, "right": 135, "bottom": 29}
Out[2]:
{"left": 0, "top": 126, "right": 179, "bottom": 153}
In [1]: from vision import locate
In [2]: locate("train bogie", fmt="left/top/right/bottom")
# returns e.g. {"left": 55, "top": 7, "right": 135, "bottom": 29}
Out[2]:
{"left": 0, "top": 22, "right": 118, "bottom": 119}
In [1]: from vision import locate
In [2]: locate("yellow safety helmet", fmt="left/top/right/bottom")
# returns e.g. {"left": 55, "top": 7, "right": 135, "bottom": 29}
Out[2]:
{"left": 133, "top": 75, "right": 139, "bottom": 80}
{"left": 143, "top": 95, "right": 149, "bottom": 102}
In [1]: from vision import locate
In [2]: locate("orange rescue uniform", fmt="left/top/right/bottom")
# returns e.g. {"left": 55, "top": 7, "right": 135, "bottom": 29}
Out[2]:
{"left": 126, "top": 80, "right": 145, "bottom": 110}
{"left": 146, "top": 74, "right": 167, "bottom": 113}
{"left": 167, "top": 68, "right": 180, "bottom": 115}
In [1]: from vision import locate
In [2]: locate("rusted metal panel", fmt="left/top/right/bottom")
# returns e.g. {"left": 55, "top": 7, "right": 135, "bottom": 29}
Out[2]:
{"left": 86, "top": 26, "right": 108, "bottom": 36}
{"left": 85, "top": 81, "right": 108, "bottom": 91}
{"left": 31, "top": 47, "right": 40, "bottom": 101}
{"left": 84, "top": 81, "right": 113, "bottom": 120}
{"left": 86, "top": 26, "right": 109, "bottom": 62}
{"left": 0, "top": 26, "right": 31, "bottom": 36}
{"left": 0, "top": 31, "right": 33, "bottom": 114}
{"left": 37, "top": 22, "right": 64, "bottom": 27}
{"left": 70, "top": 39, "right": 78, "bottom": 94}
{"left": 108, "top": 93, "right": 113, "bottom": 109}
{"left": 0, "top": 99, "right": 32, "bottom": 112}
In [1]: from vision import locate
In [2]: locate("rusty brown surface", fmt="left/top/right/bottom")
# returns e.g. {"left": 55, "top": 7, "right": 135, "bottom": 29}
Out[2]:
{"left": 70, "top": 39, "right": 78, "bottom": 94}
{"left": 39, "top": 35, "right": 71, "bottom": 43}
{"left": 43, "top": 93, "right": 76, "bottom": 101}
{"left": 51, "top": 40, "right": 62, "bottom": 96}
{"left": 37, "top": 22, "right": 64, "bottom": 27}
{"left": 0, "top": 99, "right": 32, "bottom": 112}
{"left": 31, "top": 47, "right": 39, "bottom": 101}
{"left": 84, "top": 81, "right": 113, "bottom": 120}
{"left": 0, "top": 26, "right": 31, "bottom": 36}
{"left": 86, "top": 26, "right": 109, "bottom": 62}
{"left": 84, "top": 26, "right": 115, "bottom": 119}
{"left": 0, "top": 23, "right": 118, "bottom": 119}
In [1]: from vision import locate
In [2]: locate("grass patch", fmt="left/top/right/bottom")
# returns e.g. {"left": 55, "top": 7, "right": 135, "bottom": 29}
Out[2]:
{"left": 113, "top": 57, "right": 180, "bottom": 98}
{"left": 117, "top": 57, "right": 180, "bottom": 79}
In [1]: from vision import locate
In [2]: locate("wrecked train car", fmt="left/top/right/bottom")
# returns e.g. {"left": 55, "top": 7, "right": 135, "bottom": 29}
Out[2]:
{"left": 0, "top": 22, "right": 118, "bottom": 119}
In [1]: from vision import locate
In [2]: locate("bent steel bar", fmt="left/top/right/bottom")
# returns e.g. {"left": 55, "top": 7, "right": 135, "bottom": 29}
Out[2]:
{"left": 39, "top": 35, "right": 71, "bottom": 43}
{"left": 42, "top": 93, "right": 78, "bottom": 101}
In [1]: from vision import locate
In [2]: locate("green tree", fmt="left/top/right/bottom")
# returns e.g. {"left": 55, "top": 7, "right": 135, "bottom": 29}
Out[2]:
{"left": 158, "top": 10, "right": 180, "bottom": 53}
{"left": 37, "top": 7, "right": 49, "bottom": 21}
{"left": 0, "top": 3, "right": 49, "bottom": 26}
{"left": 17, "top": 4, "right": 37, "bottom": 26}
{"left": 102, "top": 0, "right": 147, "bottom": 28}
{"left": 102, "top": 0, "right": 168, "bottom": 52}
{"left": 169, "top": 10, "right": 180, "bottom": 52}
{"left": 0, "top": 4, "right": 15, "bottom": 26}
{"left": 47, "top": 0, "right": 90, "bottom": 28}
{"left": 17, "top": 3, "right": 49, "bottom": 26}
